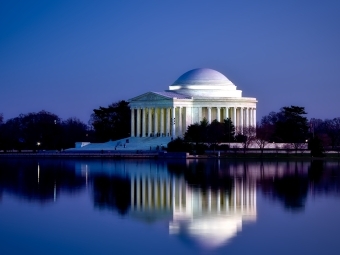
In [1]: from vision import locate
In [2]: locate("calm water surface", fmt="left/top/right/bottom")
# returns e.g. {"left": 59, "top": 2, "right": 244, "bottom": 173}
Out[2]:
{"left": 0, "top": 158, "right": 340, "bottom": 255}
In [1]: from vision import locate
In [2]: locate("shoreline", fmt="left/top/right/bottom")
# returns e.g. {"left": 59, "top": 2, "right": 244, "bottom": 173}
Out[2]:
{"left": 0, "top": 152, "right": 339, "bottom": 161}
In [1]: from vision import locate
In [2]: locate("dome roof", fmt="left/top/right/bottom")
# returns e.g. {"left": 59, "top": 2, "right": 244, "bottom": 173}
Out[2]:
{"left": 168, "top": 68, "right": 241, "bottom": 97}
{"left": 171, "top": 68, "right": 234, "bottom": 87}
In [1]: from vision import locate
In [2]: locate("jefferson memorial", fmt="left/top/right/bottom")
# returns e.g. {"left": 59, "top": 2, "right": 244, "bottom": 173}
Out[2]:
{"left": 129, "top": 68, "right": 257, "bottom": 138}
{"left": 72, "top": 68, "right": 257, "bottom": 151}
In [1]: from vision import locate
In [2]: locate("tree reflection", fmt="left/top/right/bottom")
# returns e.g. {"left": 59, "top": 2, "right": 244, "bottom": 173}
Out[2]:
{"left": 0, "top": 159, "right": 85, "bottom": 203}
{"left": 262, "top": 175, "right": 308, "bottom": 211}
{"left": 92, "top": 175, "right": 130, "bottom": 215}
{"left": 168, "top": 160, "right": 233, "bottom": 192}
{"left": 0, "top": 158, "right": 339, "bottom": 214}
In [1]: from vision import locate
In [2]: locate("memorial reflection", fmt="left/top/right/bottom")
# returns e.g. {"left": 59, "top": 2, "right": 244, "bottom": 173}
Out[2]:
{"left": 168, "top": 178, "right": 256, "bottom": 248}
{"left": 0, "top": 159, "right": 339, "bottom": 209}
{"left": 0, "top": 158, "right": 340, "bottom": 248}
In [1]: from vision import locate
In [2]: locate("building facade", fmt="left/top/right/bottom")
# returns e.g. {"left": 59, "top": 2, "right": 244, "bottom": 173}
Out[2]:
{"left": 129, "top": 68, "right": 257, "bottom": 138}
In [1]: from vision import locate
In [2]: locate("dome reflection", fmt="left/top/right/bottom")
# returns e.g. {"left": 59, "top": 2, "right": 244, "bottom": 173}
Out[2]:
{"left": 129, "top": 169, "right": 256, "bottom": 249}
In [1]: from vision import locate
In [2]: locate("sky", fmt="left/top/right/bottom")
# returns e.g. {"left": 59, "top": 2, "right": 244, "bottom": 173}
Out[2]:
{"left": 1, "top": 0, "right": 340, "bottom": 124}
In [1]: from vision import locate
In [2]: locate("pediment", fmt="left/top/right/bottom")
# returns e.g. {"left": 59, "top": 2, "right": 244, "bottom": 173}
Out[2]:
{"left": 129, "top": 92, "right": 172, "bottom": 102}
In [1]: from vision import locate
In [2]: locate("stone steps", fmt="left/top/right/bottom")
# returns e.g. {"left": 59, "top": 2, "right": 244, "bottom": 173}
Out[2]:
{"left": 67, "top": 137, "right": 172, "bottom": 152}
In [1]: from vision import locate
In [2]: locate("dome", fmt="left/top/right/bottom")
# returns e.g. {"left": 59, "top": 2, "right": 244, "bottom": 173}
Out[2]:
{"left": 171, "top": 68, "right": 234, "bottom": 87}
{"left": 169, "top": 216, "right": 243, "bottom": 249}
{"left": 168, "top": 68, "right": 242, "bottom": 98}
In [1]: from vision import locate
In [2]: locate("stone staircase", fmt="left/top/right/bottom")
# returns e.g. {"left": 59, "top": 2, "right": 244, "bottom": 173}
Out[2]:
{"left": 67, "top": 136, "right": 172, "bottom": 152}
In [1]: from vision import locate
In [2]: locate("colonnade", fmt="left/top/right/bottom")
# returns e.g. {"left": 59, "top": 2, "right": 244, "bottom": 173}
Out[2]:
{"left": 130, "top": 174, "right": 173, "bottom": 211}
{"left": 130, "top": 106, "right": 256, "bottom": 137}
{"left": 130, "top": 107, "right": 175, "bottom": 138}
{"left": 130, "top": 174, "right": 257, "bottom": 216}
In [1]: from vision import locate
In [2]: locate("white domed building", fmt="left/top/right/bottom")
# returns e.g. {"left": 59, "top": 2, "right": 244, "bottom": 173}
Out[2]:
{"left": 129, "top": 68, "right": 257, "bottom": 137}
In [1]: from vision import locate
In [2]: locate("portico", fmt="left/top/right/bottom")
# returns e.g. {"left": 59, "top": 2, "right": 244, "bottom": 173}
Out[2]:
{"left": 129, "top": 68, "right": 257, "bottom": 138}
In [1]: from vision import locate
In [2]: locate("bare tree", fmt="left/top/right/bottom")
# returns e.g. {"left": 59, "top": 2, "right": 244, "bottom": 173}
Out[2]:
{"left": 283, "top": 143, "right": 293, "bottom": 155}
{"left": 275, "top": 144, "right": 281, "bottom": 157}
{"left": 323, "top": 118, "right": 340, "bottom": 149}
{"left": 291, "top": 141, "right": 307, "bottom": 154}
{"left": 236, "top": 126, "right": 256, "bottom": 154}
{"left": 254, "top": 122, "right": 274, "bottom": 155}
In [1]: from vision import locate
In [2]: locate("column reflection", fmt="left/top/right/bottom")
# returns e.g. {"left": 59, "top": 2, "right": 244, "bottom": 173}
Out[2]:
{"left": 169, "top": 177, "right": 256, "bottom": 249}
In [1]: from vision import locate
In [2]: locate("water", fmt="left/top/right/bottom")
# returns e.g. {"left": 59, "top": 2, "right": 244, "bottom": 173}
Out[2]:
{"left": 0, "top": 158, "right": 339, "bottom": 255}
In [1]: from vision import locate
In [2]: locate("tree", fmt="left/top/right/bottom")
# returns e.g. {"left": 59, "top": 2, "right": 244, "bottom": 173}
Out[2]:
{"left": 261, "top": 111, "right": 283, "bottom": 126}
{"left": 275, "top": 106, "right": 309, "bottom": 144}
{"left": 167, "top": 137, "right": 193, "bottom": 152}
{"left": 261, "top": 106, "right": 309, "bottom": 152}
{"left": 0, "top": 111, "right": 63, "bottom": 151}
{"left": 222, "top": 118, "right": 236, "bottom": 142}
{"left": 90, "top": 100, "right": 130, "bottom": 142}
{"left": 207, "top": 120, "right": 224, "bottom": 150}
{"left": 322, "top": 118, "right": 340, "bottom": 149}
{"left": 0, "top": 113, "right": 3, "bottom": 125}
{"left": 61, "top": 117, "right": 89, "bottom": 149}
{"left": 235, "top": 126, "right": 256, "bottom": 153}
{"left": 309, "top": 136, "right": 325, "bottom": 157}
{"left": 184, "top": 118, "right": 209, "bottom": 145}
{"left": 254, "top": 122, "right": 274, "bottom": 155}
{"left": 185, "top": 118, "right": 236, "bottom": 145}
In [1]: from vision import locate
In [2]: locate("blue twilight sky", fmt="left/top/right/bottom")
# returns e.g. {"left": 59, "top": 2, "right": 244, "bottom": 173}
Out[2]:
{"left": 1, "top": 0, "right": 340, "bottom": 124}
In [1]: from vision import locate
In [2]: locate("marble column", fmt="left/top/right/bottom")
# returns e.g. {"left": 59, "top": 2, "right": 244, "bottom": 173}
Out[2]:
{"left": 245, "top": 108, "right": 249, "bottom": 128}
{"left": 172, "top": 107, "right": 176, "bottom": 137}
{"left": 166, "top": 108, "right": 170, "bottom": 136}
{"left": 142, "top": 108, "right": 146, "bottom": 137}
{"left": 154, "top": 108, "right": 158, "bottom": 135}
{"left": 240, "top": 107, "right": 244, "bottom": 133}
{"left": 217, "top": 107, "right": 221, "bottom": 122}
{"left": 178, "top": 107, "right": 182, "bottom": 136}
{"left": 232, "top": 107, "right": 236, "bottom": 129}
{"left": 225, "top": 107, "right": 229, "bottom": 120}
{"left": 136, "top": 108, "right": 141, "bottom": 137}
{"left": 254, "top": 108, "right": 257, "bottom": 127}
{"left": 131, "top": 108, "right": 135, "bottom": 137}
{"left": 148, "top": 108, "right": 152, "bottom": 136}
{"left": 251, "top": 108, "right": 254, "bottom": 127}
{"left": 198, "top": 107, "right": 202, "bottom": 122}
{"left": 160, "top": 108, "right": 164, "bottom": 135}
{"left": 208, "top": 107, "right": 212, "bottom": 123}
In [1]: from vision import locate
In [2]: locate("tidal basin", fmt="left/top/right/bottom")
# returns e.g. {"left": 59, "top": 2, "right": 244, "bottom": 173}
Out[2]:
{"left": 0, "top": 158, "right": 340, "bottom": 255}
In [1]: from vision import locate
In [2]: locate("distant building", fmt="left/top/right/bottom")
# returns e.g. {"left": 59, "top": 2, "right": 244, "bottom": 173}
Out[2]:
{"left": 129, "top": 68, "right": 257, "bottom": 137}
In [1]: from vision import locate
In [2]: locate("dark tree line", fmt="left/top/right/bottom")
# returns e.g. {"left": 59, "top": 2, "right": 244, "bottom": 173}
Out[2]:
{"left": 0, "top": 111, "right": 90, "bottom": 151}
{"left": 1, "top": 102, "right": 339, "bottom": 154}
{"left": 259, "top": 106, "right": 340, "bottom": 152}
{"left": 168, "top": 105, "right": 329, "bottom": 156}
{"left": 310, "top": 117, "right": 340, "bottom": 150}
{"left": 258, "top": 106, "right": 340, "bottom": 156}
{"left": 89, "top": 100, "right": 130, "bottom": 142}
{"left": 260, "top": 106, "right": 309, "bottom": 143}
{"left": 0, "top": 100, "right": 131, "bottom": 151}
{"left": 168, "top": 106, "right": 311, "bottom": 153}
{"left": 184, "top": 118, "right": 236, "bottom": 144}
{"left": 168, "top": 118, "right": 236, "bottom": 153}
